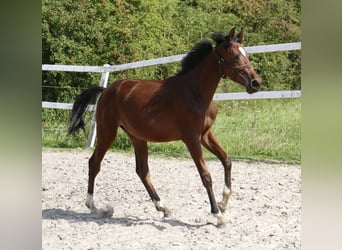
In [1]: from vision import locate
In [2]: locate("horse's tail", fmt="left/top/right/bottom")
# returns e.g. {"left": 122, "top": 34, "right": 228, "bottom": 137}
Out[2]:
{"left": 68, "top": 86, "right": 105, "bottom": 135}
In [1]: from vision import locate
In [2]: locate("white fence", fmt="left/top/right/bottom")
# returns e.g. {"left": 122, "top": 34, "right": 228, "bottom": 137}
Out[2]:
{"left": 42, "top": 42, "right": 301, "bottom": 147}
{"left": 42, "top": 90, "right": 301, "bottom": 110}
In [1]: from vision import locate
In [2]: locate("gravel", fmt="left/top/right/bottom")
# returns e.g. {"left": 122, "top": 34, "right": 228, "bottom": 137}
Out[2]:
{"left": 42, "top": 149, "right": 301, "bottom": 249}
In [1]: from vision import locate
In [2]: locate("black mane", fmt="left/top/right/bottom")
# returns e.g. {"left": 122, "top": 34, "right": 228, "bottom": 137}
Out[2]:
{"left": 176, "top": 32, "right": 234, "bottom": 76}
{"left": 211, "top": 31, "right": 238, "bottom": 47}
{"left": 176, "top": 39, "right": 213, "bottom": 76}
{"left": 210, "top": 32, "right": 226, "bottom": 45}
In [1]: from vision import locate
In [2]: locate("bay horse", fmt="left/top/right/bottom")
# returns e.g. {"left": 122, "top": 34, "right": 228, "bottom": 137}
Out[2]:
{"left": 68, "top": 28, "right": 261, "bottom": 226}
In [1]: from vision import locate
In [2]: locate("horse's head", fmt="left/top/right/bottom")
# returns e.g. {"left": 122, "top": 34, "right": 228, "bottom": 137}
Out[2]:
{"left": 212, "top": 28, "right": 261, "bottom": 94}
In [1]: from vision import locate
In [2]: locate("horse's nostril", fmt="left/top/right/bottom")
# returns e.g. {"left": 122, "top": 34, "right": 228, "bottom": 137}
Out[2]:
{"left": 251, "top": 79, "right": 260, "bottom": 89}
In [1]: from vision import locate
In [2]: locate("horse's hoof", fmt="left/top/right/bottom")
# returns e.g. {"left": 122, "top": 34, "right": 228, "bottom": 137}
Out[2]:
{"left": 213, "top": 212, "right": 227, "bottom": 227}
{"left": 216, "top": 217, "right": 227, "bottom": 227}
{"left": 163, "top": 208, "right": 172, "bottom": 218}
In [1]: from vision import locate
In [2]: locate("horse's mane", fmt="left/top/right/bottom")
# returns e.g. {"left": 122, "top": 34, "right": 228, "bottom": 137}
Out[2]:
{"left": 176, "top": 40, "right": 213, "bottom": 76}
{"left": 176, "top": 32, "right": 229, "bottom": 76}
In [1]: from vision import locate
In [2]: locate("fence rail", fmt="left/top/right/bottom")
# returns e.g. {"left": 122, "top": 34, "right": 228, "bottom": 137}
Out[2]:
{"left": 213, "top": 90, "right": 301, "bottom": 101}
{"left": 42, "top": 42, "right": 301, "bottom": 147}
{"left": 42, "top": 42, "right": 301, "bottom": 73}
{"left": 42, "top": 90, "right": 301, "bottom": 111}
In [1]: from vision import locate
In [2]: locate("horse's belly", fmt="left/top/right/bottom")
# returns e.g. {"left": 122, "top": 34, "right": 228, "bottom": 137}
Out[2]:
{"left": 120, "top": 117, "right": 182, "bottom": 142}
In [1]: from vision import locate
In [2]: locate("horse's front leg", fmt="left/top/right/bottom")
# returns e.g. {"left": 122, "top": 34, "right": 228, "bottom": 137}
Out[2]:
{"left": 184, "top": 136, "right": 226, "bottom": 226}
{"left": 201, "top": 129, "right": 232, "bottom": 213}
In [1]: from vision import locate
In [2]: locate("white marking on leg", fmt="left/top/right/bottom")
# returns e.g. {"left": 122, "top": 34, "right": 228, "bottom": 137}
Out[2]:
{"left": 213, "top": 210, "right": 223, "bottom": 218}
{"left": 86, "top": 194, "right": 94, "bottom": 208}
{"left": 153, "top": 200, "right": 171, "bottom": 217}
{"left": 153, "top": 200, "right": 164, "bottom": 209}
{"left": 239, "top": 46, "right": 247, "bottom": 57}
{"left": 223, "top": 184, "right": 231, "bottom": 195}
{"left": 218, "top": 184, "right": 232, "bottom": 213}
{"left": 86, "top": 193, "right": 97, "bottom": 212}
{"left": 86, "top": 193, "right": 113, "bottom": 218}
{"left": 222, "top": 184, "right": 232, "bottom": 201}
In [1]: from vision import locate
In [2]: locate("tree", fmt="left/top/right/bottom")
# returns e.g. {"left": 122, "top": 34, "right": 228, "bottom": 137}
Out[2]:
{"left": 42, "top": 0, "right": 301, "bottom": 102}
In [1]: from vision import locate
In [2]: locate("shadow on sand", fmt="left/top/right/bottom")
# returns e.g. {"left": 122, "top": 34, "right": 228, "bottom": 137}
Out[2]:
{"left": 42, "top": 208, "right": 213, "bottom": 231}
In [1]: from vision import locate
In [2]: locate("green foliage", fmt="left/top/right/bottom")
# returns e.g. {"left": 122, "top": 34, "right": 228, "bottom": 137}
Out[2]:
{"left": 42, "top": 0, "right": 301, "bottom": 101}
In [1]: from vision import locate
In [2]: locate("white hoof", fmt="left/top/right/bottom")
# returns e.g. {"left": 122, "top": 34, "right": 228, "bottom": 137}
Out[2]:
{"left": 213, "top": 212, "right": 227, "bottom": 227}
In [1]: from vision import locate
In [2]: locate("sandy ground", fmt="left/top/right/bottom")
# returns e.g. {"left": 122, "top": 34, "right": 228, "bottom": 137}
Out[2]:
{"left": 42, "top": 149, "right": 301, "bottom": 249}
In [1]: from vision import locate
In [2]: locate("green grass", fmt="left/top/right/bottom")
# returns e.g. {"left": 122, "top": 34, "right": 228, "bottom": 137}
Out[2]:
{"left": 42, "top": 98, "right": 300, "bottom": 164}
{"left": 211, "top": 99, "right": 300, "bottom": 163}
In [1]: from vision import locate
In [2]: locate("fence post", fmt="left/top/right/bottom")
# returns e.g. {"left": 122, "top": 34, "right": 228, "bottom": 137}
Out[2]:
{"left": 86, "top": 64, "right": 110, "bottom": 148}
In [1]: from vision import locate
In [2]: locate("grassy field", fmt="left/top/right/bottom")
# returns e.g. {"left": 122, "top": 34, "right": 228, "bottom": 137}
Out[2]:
{"left": 42, "top": 98, "right": 300, "bottom": 164}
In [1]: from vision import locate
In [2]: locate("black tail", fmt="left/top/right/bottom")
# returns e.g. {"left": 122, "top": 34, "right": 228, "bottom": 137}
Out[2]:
{"left": 68, "top": 86, "right": 105, "bottom": 134}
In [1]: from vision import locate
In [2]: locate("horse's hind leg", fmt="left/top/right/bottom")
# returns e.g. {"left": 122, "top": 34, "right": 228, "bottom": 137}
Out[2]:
{"left": 201, "top": 129, "right": 232, "bottom": 213}
{"left": 86, "top": 123, "right": 117, "bottom": 218}
{"left": 127, "top": 134, "right": 171, "bottom": 217}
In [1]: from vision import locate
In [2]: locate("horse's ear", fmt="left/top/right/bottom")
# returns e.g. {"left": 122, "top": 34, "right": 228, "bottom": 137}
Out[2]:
{"left": 227, "top": 27, "right": 236, "bottom": 41}
{"left": 236, "top": 29, "right": 244, "bottom": 43}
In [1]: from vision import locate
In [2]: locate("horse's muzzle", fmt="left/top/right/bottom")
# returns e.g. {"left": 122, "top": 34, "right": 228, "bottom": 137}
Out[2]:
{"left": 247, "top": 79, "right": 261, "bottom": 93}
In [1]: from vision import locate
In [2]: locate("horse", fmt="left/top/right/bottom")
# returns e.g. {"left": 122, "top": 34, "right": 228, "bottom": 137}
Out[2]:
{"left": 68, "top": 27, "right": 261, "bottom": 226}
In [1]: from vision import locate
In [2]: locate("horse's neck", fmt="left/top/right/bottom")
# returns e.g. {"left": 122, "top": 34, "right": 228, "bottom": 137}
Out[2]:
{"left": 189, "top": 52, "right": 221, "bottom": 106}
